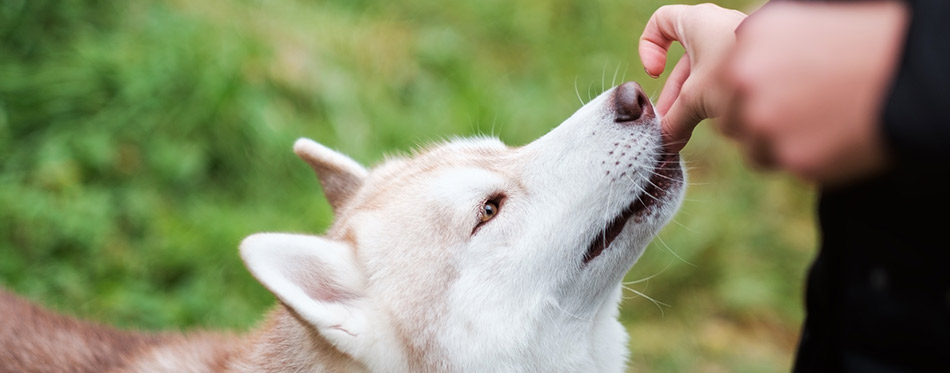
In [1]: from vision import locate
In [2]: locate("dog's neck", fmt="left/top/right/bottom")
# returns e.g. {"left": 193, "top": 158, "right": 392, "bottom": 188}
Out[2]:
{"left": 233, "top": 307, "right": 367, "bottom": 372}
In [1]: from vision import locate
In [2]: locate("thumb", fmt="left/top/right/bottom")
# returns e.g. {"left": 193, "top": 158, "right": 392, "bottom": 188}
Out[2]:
{"left": 660, "top": 99, "right": 703, "bottom": 153}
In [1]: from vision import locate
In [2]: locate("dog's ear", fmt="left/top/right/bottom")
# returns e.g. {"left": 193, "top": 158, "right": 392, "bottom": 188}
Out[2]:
{"left": 240, "top": 233, "right": 379, "bottom": 357}
{"left": 293, "top": 138, "right": 367, "bottom": 212}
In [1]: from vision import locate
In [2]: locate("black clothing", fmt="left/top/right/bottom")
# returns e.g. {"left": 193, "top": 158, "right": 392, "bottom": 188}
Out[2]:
{"left": 791, "top": 1, "right": 950, "bottom": 372}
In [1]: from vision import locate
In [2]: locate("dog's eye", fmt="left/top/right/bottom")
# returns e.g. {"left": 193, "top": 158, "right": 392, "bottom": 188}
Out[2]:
{"left": 473, "top": 194, "right": 505, "bottom": 235}
{"left": 480, "top": 201, "right": 499, "bottom": 222}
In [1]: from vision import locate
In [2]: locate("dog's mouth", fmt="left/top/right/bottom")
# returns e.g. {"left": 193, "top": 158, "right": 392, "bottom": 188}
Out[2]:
{"left": 582, "top": 153, "right": 682, "bottom": 264}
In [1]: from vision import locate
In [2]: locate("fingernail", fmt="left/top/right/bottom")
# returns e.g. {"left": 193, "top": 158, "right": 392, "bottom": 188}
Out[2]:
{"left": 644, "top": 67, "right": 659, "bottom": 79}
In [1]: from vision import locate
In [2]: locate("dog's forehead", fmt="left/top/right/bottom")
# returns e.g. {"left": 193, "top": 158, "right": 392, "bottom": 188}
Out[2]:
{"left": 374, "top": 137, "right": 512, "bottom": 183}
{"left": 341, "top": 137, "right": 514, "bottom": 212}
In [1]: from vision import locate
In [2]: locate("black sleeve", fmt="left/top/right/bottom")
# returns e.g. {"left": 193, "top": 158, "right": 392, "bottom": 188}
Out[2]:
{"left": 882, "top": 0, "right": 950, "bottom": 168}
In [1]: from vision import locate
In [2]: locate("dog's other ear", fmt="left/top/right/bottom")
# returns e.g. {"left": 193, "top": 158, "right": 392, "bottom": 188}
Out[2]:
{"left": 240, "top": 233, "right": 380, "bottom": 359}
{"left": 293, "top": 138, "right": 367, "bottom": 212}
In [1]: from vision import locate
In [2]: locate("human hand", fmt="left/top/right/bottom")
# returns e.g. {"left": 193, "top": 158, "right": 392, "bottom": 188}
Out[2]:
{"left": 722, "top": 1, "right": 908, "bottom": 185}
{"left": 638, "top": 3, "right": 747, "bottom": 153}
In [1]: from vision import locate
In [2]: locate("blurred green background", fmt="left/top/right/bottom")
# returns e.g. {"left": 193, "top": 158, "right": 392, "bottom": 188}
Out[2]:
{"left": 0, "top": 0, "right": 816, "bottom": 371}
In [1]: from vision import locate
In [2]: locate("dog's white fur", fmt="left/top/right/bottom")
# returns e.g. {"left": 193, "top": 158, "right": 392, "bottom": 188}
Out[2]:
{"left": 0, "top": 83, "right": 685, "bottom": 372}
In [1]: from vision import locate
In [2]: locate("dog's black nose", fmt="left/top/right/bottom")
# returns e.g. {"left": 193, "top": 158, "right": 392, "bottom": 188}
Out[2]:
{"left": 613, "top": 82, "right": 653, "bottom": 123}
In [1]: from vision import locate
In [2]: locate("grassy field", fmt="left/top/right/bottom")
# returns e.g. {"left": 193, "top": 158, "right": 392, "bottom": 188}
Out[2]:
{"left": 0, "top": 0, "right": 816, "bottom": 371}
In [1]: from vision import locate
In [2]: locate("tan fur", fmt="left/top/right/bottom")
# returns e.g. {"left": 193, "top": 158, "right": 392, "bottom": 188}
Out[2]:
{"left": 0, "top": 143, "right": 497, "bottom": 373}
{"left": 0, "top": 289, "right": 169, "bottom": 373}
{"left": 323, "top": 143, "right": 517, "bottom": 371}
{"left": 0, "top": 114, "right": 674, "bottom": 372}
{"left": 348, "top": 141, "right": 516, "bottom": 217}
{"left": 231, "top": 308, "right": 366, "bottom": 372}
{"left": 0, "top": 289, "right": 364, "bottom": 372}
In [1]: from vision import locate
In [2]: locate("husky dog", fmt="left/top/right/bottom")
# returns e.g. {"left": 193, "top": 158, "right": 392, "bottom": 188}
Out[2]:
{"left": 0, "top": 82, "right": 685, "bottom": 372}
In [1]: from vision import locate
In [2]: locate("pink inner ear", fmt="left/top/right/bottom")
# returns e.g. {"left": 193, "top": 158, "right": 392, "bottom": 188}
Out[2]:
{"left": 288, "top": 257, "right": 356, "bottom": 303}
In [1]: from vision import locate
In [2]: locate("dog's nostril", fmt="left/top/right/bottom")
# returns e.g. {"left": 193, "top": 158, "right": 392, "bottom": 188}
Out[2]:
{"left": 613, "top": 82, "right": 653, "bottom": 123}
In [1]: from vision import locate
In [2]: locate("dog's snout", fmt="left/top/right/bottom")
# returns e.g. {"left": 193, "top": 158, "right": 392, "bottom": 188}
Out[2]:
{"left": 613, "top": 82, "right": 653, "bottom": 123}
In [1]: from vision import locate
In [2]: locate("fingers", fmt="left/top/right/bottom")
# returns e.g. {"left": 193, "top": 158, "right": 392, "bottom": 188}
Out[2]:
{"left": 641, "top": 3, "right": 749, "bottom": 153}
{"left": 641, "top": 5, "right": 696, "bottom": 153}
{"left": 638, "top": 5, "right": 686, "bottom": 79}
{"left": 741, "top": 134, "right": 777, "bottom": 171}
{"left": 655, "top": 57, "right": 691, "bottom": 116}
{"left": 717, "top": 92, "right": 777, "bottom": 171}
{"left": 660, "top": 97, "right": 702, "bottom": 153}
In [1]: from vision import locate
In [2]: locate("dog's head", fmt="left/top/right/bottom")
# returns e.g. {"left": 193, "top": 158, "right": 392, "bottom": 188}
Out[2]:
{"left": 240, "top": 82, "right": 685, "bottom": 371}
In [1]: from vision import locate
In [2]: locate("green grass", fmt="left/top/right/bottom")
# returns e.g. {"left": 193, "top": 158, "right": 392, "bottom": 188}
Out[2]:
{"left": 0, "top": 0, "right": 814, "bottom": 370}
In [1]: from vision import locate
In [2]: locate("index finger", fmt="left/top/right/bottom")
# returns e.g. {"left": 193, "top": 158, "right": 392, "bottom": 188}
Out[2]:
{"left": 638, "top": 5, "right": 687, "bottom": 78}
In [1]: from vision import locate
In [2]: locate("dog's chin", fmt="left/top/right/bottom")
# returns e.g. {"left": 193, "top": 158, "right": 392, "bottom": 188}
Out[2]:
{"left": 582, "top": 153, "right": 683, "bottom": 265}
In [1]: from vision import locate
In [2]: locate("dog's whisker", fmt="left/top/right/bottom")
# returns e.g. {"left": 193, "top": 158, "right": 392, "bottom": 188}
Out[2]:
{"left": 625, "top": 176, "right": 663, "bottom": 220}
{"left": 549, "top": 298, "right": 592, "bottom": 322}
{"left": 678, "top": 197, "right": 706, "bottom": 204}
{"left": 669, "top": 217, "right": 700, "bottom": 234}
{"left": 642, "top": 169, "right": 681, "bottom": 184}
{"left": 629, "top": 172, "right": 661, "bottom": 202}
{"left": 574, "top": 76, "right": 585, "bottom": 106}
{"left": 621, "top": 283, "right": 669, "bottom": 316}
{"left": 625, "top": 177, "right": 659, "bottom": 207}
{"left": 653, "top": 234, "right": 696, "bottom": 267}
{"left": 624, "top": 259, "right": 674, "bottom": 285}
{"left": 649, "top": 87, "right": 661, "bottom": 103}
{"left": 611, "top": 61, "right": 621, "bottom": 88}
